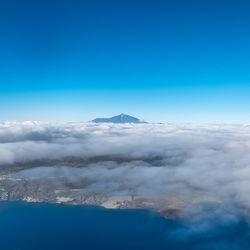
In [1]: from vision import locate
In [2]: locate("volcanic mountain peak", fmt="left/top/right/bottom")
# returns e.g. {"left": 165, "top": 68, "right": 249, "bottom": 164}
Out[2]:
{"left": 91, "top": 114, "right": 147, "bottom": 123}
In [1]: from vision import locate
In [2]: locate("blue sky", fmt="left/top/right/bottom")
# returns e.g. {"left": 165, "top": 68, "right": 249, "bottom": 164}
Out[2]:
{"left": 1, "top": 0, "right": 250, "bottom": 123}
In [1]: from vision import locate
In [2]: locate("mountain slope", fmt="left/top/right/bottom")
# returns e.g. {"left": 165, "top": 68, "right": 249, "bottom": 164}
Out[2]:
{"left": 91, "top": 114, "right": 147, "bottom": 123}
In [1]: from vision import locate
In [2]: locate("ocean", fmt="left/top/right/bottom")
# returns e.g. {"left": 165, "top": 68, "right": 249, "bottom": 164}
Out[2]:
{"left": 0, "top": 201, "right": 250, "bottom": 250}
{"left": 0, "top": 201, "right": 178, "bottom": 250}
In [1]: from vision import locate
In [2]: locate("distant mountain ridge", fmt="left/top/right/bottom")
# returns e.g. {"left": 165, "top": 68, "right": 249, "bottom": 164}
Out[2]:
{"left": 91, "top": 114, "right": 147, "bottom": 123}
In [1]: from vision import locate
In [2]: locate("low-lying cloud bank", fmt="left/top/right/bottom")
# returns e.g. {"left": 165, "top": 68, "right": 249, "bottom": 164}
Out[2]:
{"left": 1, "top": 122, "right": 250, "bottom": 202}
{"left": 2, "top": 121, "right": 250, "bottom": 248}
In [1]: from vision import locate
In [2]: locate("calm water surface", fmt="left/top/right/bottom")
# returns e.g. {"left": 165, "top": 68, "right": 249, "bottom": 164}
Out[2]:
{"left": 1, "top": 201, "right": 250, "bottom": 250}
{"left": 0, "top": 201, "right": 178, "bottom": 250}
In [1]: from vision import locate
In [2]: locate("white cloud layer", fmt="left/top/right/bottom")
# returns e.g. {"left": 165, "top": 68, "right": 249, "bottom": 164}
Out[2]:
{"left": 2, "top": 121, "right": 250, "bottom": 213}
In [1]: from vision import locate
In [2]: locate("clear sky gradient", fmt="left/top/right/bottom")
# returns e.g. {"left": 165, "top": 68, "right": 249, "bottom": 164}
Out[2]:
{"left": 1, "top": 0, "right": 250, "bottom": 123}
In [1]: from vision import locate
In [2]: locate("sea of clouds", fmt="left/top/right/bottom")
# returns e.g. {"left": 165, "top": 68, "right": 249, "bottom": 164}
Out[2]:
{"left": 1, "top": 121, "right": 250, "bottom": 205}
{"left": 1, "top": 121, "right": 250, "bottom": 248}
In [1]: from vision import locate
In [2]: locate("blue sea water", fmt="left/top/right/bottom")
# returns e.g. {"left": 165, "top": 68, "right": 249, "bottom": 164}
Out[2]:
{"left": 0, "top": 201, "right": 178, "bottom": 250}
{"left": 0, "top": 201, "right": 250, "bottom": 250}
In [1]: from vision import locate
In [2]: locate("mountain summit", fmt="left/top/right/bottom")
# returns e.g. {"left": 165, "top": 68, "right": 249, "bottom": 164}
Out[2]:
{"left": 91, "top": 114, "right": 147, "bottom": 123}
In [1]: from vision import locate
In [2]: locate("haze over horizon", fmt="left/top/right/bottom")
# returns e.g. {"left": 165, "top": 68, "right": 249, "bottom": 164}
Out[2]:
{"left": 1, "top": 0, "right": 250, "bottom": 123}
